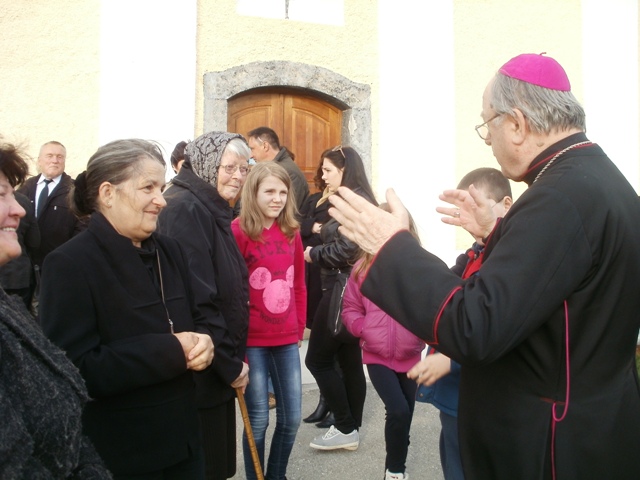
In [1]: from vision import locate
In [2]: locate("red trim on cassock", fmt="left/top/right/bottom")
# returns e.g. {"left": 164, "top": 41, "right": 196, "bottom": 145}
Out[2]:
{"left": 524, "top": 143, "right": 593, "bottom": 177}
{"left": 432, "top": 286, "right": 463, "bottom": 344}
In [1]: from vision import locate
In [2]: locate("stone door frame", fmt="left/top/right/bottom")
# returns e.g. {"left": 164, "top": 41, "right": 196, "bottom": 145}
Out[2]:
{"left": 203, "top": 60, "right": 373, "bottom": 176}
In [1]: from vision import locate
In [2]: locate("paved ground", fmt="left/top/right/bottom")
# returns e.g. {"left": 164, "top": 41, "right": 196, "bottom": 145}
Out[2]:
{"left": 231, "top": 340, "right": 444, "bottom": 480}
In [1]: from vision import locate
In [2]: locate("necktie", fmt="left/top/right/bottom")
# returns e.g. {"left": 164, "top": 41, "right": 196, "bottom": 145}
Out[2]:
{"left": 37, "top": 179, "right": 53, "bottom": 218}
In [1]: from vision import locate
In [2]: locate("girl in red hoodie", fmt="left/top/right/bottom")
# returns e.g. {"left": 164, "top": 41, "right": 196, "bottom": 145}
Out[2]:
{"left": 232, "top": 162, "right": 307, "bottom": 480}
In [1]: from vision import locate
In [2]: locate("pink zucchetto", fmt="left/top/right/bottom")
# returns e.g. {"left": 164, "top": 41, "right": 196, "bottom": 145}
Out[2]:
{"left": 499, "top": 53, "right": 571, "bottom": 91}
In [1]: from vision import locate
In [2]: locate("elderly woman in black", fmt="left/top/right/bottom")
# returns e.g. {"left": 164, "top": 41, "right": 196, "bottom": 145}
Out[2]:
{"left": 0, "top": 140, "right": 111, "bottom": 478}
{"left": 157, "top": 131, "right": 251, "bottom": 480}
{"left": 304, "top": 146, "right": 377, "bottom": 451}
{"left": 40, "top": 139, "right": 214, "bottom": 479}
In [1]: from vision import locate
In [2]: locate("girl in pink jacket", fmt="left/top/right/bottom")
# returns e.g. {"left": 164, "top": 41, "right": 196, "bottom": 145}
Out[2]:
{"left": 342, "top": 207, "right": 425, "bottom": 480}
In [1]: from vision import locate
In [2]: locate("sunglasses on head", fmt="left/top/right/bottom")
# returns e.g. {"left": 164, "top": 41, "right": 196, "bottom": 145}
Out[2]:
{"left": 331, "top": 145, "right": 346, "bottom": 159}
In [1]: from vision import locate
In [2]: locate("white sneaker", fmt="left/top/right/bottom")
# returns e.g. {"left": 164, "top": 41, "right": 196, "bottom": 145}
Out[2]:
{"left": 309, "top": 425, "right": 359, "bottom": 451}
{"left": 385, "top": 470, "right": 408, "bottom": 480}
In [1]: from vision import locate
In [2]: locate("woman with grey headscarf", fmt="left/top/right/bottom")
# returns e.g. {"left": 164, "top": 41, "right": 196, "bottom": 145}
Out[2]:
{"left": 158, "top": 131, "right": 251, "bottom": 480}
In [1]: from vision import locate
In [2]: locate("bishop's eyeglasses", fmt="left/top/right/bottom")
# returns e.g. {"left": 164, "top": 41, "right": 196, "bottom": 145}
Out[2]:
{"left": 475, "top": 113, "right": 502, "bottom": 140}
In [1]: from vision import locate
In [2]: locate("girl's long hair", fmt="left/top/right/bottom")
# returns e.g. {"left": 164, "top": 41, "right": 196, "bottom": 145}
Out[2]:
{"left": 239, "top": 161, "right": 299, "bottom": 242}
{"left": 352, "top": 203, "right": 421, "bottom": 281}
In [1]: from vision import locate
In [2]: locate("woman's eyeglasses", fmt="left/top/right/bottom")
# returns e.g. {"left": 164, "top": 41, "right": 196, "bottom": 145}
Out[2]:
{"left": 219, "top": 164, "right": 249, "bottom": 175}
{"left": 331, "top": 145, "right": 346, "bottom": 159}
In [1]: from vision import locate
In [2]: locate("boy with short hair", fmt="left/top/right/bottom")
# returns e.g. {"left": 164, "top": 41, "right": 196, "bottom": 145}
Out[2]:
{"left": 413, "top": 167, "right": 512, "bottom": 480}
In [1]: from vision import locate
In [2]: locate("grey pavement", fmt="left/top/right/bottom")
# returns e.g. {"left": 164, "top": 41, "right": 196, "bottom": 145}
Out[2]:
{"left": 231, "top": 339, "right": 444, "bottom": 480}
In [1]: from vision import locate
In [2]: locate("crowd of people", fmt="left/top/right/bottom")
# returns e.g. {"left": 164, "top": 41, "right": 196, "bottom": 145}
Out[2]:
{"left": 1, "top": 52, "right": 640, "bottom": 480}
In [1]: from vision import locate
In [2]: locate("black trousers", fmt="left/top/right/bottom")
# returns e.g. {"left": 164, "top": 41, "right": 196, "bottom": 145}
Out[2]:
{"left": 114, "top": 446, "right": 204, "bottom": 480}
{"left": 199, "top": 400, "right": 237, "bottom": 479}
{"left": 305, "top": 276, "right": 366, "bottom": 433}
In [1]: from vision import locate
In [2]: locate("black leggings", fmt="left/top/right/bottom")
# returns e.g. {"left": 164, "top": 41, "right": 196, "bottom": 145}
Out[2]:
{"left": 305, "top": 277, "right": 366, "bottom": 434}
{"left": 367, "top": 363, "right": 417, "bottom": 474}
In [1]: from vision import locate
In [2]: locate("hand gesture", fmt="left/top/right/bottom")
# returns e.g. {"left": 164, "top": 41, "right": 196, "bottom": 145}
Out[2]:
{"left": 329, "top": 187, "right": 409, "bottom": 255}
{"left": 437, "top": 184, "right": 497, "bottom": 242}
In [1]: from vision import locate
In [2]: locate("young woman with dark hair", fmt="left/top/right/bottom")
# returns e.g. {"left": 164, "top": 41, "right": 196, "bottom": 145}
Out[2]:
{"left": 303, "top": 145, "right": 377, "bottom": 451}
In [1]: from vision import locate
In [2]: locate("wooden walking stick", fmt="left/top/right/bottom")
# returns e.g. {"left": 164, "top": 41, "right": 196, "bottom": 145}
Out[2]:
{"left": 236, "top": 387, "right": 264, "bottom": 480}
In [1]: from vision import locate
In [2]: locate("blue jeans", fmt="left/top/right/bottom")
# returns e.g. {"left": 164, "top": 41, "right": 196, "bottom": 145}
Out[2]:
{"left": 440, "top": 411, "right": 465, "bottom": 480}
{"left": 242, "top": 344, "right": 302, "bottom": 480}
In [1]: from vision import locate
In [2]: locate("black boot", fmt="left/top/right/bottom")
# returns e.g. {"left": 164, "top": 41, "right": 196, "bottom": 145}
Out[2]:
{"left": 316, "top": 412, "right": 335, "bottom": 429}
{"left": 303, "top": 394, "right": 330, "bottom": 423}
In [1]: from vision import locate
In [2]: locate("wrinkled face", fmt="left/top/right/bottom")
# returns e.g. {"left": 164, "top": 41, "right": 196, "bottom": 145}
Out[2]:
{"left": 0, "top": 172, "right": 26, "bottom": 266}
{"left": 217, "top": 149, "right": 249, "bottom": 202}
{"left": 102, "top": 157, "right": 167, "bottom": 247}
{"left": 38, "top": 143, "right": 66, "bottom": 179}
{"left": 248, "top": 136, "right": 269, "bottom": 162}
{"left": 321, "top": 158, "right": 344, "bottom": 193}
{"left": 257, "top": 175, "right": 288, "bottom": 227}
{"left": 481, "top": 79, "right": 527, "bottom": 181}
{"left": 481, "top": 80, "right": 506, "bottom": 171}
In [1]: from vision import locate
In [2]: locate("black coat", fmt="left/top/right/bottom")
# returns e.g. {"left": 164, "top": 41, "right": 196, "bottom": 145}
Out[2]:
{"left": 40, "top": 212, "right": 212, "bottom": 476}
{"left": 18, "top": 173, "right": 84, "bottom": 267}
{"left": 0, "top": 290, "right": 111, "bottom": 479}
{"left": 362, "top": 134, "right": 640, "bottom": 479}
{"left": 299, "top": 192, "right": 330, "bottom": 249}
{"left": 158, "top": 166, "right": 249, "bottom": 407}
{"left": 309, "top": 188, "right": 374, "bottom": 287}
{"left": 299, "top": 192, "right": 330, "bottom": 326}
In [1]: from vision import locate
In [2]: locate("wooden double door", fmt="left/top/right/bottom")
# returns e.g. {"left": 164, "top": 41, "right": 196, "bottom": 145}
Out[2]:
{"left": 227, "top": 89, "right": 343, "bottom": 193}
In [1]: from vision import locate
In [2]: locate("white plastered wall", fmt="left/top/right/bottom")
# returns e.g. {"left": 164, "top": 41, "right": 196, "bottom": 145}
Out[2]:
{"left": 377, "top": 0, "right": 457, "bottom": 263}
{"left": 582, "top": 0, "right": 639, "bottom": 191}
{"left": 99, "top": 0, "right": 197, "bottom": 181}
{"left": 0, "top": 0, "right": 101, "bottom": 177}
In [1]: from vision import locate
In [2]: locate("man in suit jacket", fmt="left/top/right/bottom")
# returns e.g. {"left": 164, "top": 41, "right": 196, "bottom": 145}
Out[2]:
{"left": 18, "top": 141, "right": 84, "bottom": 271}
